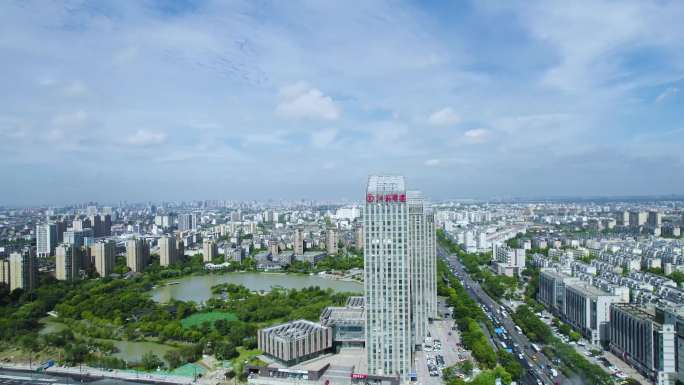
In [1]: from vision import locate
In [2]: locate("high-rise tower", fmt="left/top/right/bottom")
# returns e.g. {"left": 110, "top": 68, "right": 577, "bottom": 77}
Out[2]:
{"left": 364, "top": 176, "right": 437, "bottom": 381}
{"left": 364, "top": 176, "right": 412, "bottom": 378}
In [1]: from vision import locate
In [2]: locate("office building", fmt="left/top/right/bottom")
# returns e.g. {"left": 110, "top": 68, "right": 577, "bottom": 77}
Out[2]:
{"left": 159, "top": 236, "right": 178, "bottom": 266}
{"left": 92, "top": 240, "right": 115, "bottom": 277}
{"left": 407, "top": 191, "right": 437, "bottom": 346}
{"left": 364, "top": 175, "right": 412, "bottom": 378}
{"left": 36, "top": 223, "right": 58, "bottom": 257}
{"left": 326, "top": 228, "right": 338, "bottom": 255}
{"left": 564, "top": 282, "right": 623, "bottom": 345}
{"left": 90, "top": 214, "right": 102, "bottom": 237}
{"left": 320, "top": 297, "right": 366, "bottom": 348}
{"left": 257, "top": 320, "right": 333, "bottom": 365}
{"left": 9, "top": 249, "right": 36, "bottom": 291}
{"left": 126, "top": 238, "right": 148, "bottom": 273}
{"left": 293, "top": 228, "right": 304, "bottom": 255}
{"left": 203, "top": 239, "right": 218, "bottom": 263}
{"left": 610, "top": 305, "right": 675, "bottom": 385}
{"left": 56, "top": 243, "right": 80, "bottom": 281}
{"left": 538, "top": 269, "right": 579, "bottom": 314}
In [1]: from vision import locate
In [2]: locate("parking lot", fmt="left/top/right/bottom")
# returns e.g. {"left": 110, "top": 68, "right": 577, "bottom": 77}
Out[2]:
{"left": 415, "top": 318, "right": 471, "bottom": 385}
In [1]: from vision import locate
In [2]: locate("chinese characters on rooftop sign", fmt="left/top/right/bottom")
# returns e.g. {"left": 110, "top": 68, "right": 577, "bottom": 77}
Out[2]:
{"left": 366, "top": 193, "right": 406, "bottom": 203}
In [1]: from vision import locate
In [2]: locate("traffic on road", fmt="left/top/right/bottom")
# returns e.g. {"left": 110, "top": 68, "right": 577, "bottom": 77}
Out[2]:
{"left": 438, "top": 246, "right": 562, "bottom": 385}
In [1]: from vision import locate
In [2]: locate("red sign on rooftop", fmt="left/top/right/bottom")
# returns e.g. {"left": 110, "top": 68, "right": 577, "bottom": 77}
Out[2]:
{"left": 366, "top": 193, "right": 406, "bottom": 203}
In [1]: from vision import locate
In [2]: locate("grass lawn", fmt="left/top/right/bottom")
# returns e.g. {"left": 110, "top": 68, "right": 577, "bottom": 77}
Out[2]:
{"left": 231, "top": 347, "right": 264, "bottom": 378}
{"left": 180, "top": 311, "right": 238, "bottom": 329}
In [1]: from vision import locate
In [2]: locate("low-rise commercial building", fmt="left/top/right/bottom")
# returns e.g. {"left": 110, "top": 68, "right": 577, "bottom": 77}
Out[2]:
{"left": 320, "top": 296, "right": 365, "bottom": 348}
{"left": 257, "top": 320, "right": 333, "bottom": 366}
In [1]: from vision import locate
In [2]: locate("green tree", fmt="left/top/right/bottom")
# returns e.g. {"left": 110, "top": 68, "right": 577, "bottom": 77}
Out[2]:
{"left": 141, "top": 352, "right": 163, "bottom": 371}
{"left": 164, "top": 350, "right": 183, "bottom": 369}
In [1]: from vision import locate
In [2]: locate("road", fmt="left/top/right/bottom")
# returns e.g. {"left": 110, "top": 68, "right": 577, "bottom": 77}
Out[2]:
{"left": 0, "top": 364, "right": 192, "bottom": 385}
{"left": 0, "top": 367, "right": 168, "bottom": 384}
{"left": 438, "top": 246, "right": 562, "bottom": 385}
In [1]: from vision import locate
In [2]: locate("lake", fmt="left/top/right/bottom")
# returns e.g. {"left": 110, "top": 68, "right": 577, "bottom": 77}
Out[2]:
{"left": 150, "top": 272, "right": 363, "bottom": 303}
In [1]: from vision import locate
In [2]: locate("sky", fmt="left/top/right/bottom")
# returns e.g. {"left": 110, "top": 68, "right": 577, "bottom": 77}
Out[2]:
{"left": 1, "top": 0, "right": 684, "bottom": 205}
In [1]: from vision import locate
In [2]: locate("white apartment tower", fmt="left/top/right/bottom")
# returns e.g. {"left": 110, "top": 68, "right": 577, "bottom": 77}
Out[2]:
{"left": 364, "top": 176, "right": 436, "bottom": 380}
{"left": 56, "top": 243, "right": 80, "bottom": 281}
{"left": 203, "top": 239, "right": 218, "bottom": 263}
{"left": 126, "top": 238, "right": 148, "bottom": 273}
{"left": 9, "top": 249, "right": 37, "bottom": 291}
{"left": 326, "top": 228, "right": 338, "bottom": 255}
{"left": 294, "top": 228, "right": 305, "bottom": 255}
{"left": 36, "top": 223, "right": 58, "bottom": 257}
{"left": 159, "top": 236, "right": 177, "bottom": 266}
{"left": 92, "top": 240, "right": 116, "bottom": 277}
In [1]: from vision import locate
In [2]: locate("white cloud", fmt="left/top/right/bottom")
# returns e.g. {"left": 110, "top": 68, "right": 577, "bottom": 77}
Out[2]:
{"left": 126, "top": 130, "right": 167, "bottom": 146}
{"left": 52, "top": 110, "right": 89, "bottom": 127}
{"left": 276, "top": 82, "right": 340, "bottom": 120}
{"left": 63, "top": 81, "right": 88, "bottom": 97}
{"left": 311, "top": 128, "right": 338, "bottom": 148}
{"left": 464, "top": 128, "right": 492, "bottom": 143}
{"left": 424, "top": 158, "right": 440, "bottom": 166}
{"left": 428, "top": 107, "right": 461, "bottom": 126}
{"left": 655, "top": 86, "right": 679, "bottom": 103}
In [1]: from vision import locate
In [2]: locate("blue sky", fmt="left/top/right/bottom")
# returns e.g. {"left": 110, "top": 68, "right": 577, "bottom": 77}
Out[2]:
{"left": 1, "top": 0, "right": 683, "bottom": 205}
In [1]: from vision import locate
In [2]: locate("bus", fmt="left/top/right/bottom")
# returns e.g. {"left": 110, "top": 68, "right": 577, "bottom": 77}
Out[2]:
{"left": 514, "top": 325, "right": 523, "bottom": 334}
{"left": 531, "top": 343, "right": 541, "bottom": 352}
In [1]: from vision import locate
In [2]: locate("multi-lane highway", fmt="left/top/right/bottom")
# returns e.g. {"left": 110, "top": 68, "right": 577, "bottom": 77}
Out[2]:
{"left": 438, "top": 246, "right": 563, "bottom": 385}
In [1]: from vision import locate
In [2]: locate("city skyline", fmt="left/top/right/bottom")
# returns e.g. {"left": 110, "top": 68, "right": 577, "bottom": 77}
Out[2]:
{"left": 2, "top": 1, "right": 684, "bottom": 204}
